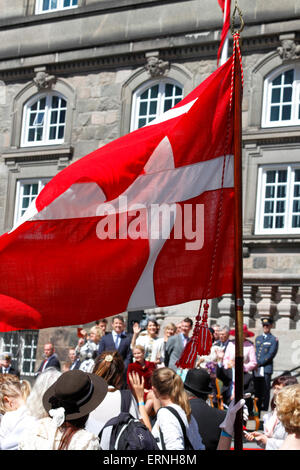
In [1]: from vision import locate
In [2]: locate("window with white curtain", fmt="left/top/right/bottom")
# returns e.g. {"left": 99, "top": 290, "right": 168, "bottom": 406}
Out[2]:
{"left": 35, "top": 0, "right": 78, "bottom": 14}
{"left": 21, "top": 93, "right": 67, "bottom": 147}
{"left": 131, "top": 80, "right": 183, "bottom": 131}
{"left": 14, "top": 178, "right": 50, "bottom": 226}
{"left": 255, "top": 165, "right": 300, "bottom": 234}
{"left": 262, "top": 67, "right": 300, "bottom": 127}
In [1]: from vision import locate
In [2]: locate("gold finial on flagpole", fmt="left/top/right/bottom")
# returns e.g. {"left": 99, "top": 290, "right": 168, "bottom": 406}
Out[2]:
{"left": 231, "top": 0, "right": 244, "bottom": 35}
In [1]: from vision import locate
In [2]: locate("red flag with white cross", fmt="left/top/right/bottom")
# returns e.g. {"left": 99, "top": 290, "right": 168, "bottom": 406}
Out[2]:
{"left": 0, "top": 57, "right": 236, "bottom": 332}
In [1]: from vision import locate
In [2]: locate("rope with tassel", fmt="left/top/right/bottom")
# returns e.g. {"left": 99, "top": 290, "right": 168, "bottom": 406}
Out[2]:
{"left": 176, "top": 26, "right": 244, "bottom": 371}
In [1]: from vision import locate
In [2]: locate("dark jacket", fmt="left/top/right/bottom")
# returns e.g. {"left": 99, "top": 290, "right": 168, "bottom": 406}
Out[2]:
{"left": 255, "top": 333, "right": 278, "bottom": 374}
{"left": 36, "top": 354, "right": 61, "bottom": 374}
{"left": 69, "top": 358, "right": 81, "bottom": 370}
{"left": 0, "top": 365, "right": 20, "bottom": 378}
{"left": 189, "top": 397, "right": 226, "bottom": 451}
{"left": 98, "top": 332, "right": 132, "bottom": 370}
{"left": 216, "top": 365, "right": 255, "bottom": 404}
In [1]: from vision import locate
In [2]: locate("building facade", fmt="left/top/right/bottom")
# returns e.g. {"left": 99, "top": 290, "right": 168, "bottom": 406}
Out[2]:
{"left": 0, "top": 0, "right": 299, "bottom": 376}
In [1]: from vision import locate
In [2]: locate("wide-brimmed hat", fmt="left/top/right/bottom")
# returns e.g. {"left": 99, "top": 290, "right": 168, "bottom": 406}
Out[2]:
{"left": 229, "top": 324, "right": 254, "bottom": 338}
{"left": 43, "top": 369, "right": 108, "bottom": 421}
{"left": 184, "top": 368, "right": 212, "bottom": 397}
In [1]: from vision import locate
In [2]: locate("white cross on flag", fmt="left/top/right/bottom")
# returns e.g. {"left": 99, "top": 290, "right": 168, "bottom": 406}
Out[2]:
{"left": 0, "top": 57, "right": 236, "bottom": 332}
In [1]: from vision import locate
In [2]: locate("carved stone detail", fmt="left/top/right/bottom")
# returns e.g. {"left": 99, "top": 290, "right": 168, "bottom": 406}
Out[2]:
{"left": 277, "top": 39, "right": 300, "bottom": 61}
{"left": 145, "top": 52, "right": 169, "bottom": 78}
{"left": 33, "top": 68, "right": 56, "bottom": 90}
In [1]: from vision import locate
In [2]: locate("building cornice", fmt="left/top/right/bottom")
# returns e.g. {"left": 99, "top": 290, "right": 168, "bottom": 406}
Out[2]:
{"left": 0, "top": 32, "right": 281, "bottom": 82}
{"left": 1, "top": 145, "right": 73, "bottom": 164}
{"left": 243, "top": 128, "right": 300, "bottom": 147}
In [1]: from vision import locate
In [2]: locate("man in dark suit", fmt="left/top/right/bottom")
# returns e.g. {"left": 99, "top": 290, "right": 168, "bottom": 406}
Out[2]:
{"left": 0, "top": 352, "right": 20, "bottom": 378}
{"left": 36, "top": 343, "right": 61, "bottom": 375}
{"left": 98, "top": 315, "right": 132, "bottom": 371}
{"left": 164, "top": 317, "right": 193, "bottom": 371}
{"left": 214, "top": 326, "right": 231, "bottom": 352}
{"left": 184, "top": 368, "right": 226, "bottom": 450}
{"left": 254, "top": 317, "right": 279, "bottom": 412}
{"left": 68, "top": 347, "right": 81, "bottom": 370}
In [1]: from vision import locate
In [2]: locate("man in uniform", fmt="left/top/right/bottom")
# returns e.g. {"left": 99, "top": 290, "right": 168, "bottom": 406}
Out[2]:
{"left": 254, "top": 317, "right": 279, "bottom": 413}
{"left": 0, "top": 352, "right": 20, "bottom": 377}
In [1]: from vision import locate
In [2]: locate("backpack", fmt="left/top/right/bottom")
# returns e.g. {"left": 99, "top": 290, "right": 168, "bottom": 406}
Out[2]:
{"left": 98, "top": 389, "right": 160, "bottom": 450}
{"left": 158, "top": 406, "right": 194, "bottom": 450}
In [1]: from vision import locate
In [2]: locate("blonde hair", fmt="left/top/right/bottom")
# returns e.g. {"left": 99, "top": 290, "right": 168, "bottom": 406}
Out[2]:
{"left": 151, "top": 367, "right": 192, "bottom": 422}
{"left": 276, "top": 383, "right": 300, "bottom": 434}
{"left": 0, "top": 375, "right": 31, "bottom": 413}
{"left": 133, "top": 345, "right": 145, "bottom": 354}
{"left": 26, "top": 367, "right": 62, "bottom": 419}
{"left": 90, "top": 326, "right": 103, "bottom": 340}
{"left": 164, "top": 323, "right": 176, "bottom": 333}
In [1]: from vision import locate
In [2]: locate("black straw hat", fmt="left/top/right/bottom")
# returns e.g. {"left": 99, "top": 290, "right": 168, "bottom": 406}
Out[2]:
{"left": 43, "top": 369, "right": 108, "bottom": 421}
{"left": 184, "top": 368, "right": 212, "bottom": 397}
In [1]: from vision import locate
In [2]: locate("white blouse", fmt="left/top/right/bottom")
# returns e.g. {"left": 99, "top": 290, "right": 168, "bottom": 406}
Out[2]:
{"left": 19, "top": 417, "right": 100, "bottom": 450}
{"left": 151, "top": 403, "right": 205, "bottom": 450}
{"left": 0, "top": 405, "right": 36, "bottom": 450}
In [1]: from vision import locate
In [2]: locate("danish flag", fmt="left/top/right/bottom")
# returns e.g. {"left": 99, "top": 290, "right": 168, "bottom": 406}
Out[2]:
{"left": 0, "top": 57, "right": 235, "bottom": 332}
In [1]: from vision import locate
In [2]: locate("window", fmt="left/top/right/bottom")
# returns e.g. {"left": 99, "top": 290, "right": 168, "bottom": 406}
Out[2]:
{"left": 262, "top": 67, "right": 300, "bottom": 127}
{"left": 0, "top": 330, "right": 39, "bottom": 377}
{"left": 21, "top": 93, "right": 67, "bottom": 147}
{"left": 14, "top": 178, "right": 50, "bottom": 226}
{"left": 131, "top": 81, "right": 183, "bottom": 131}
{"left": 36, "top": 0, "right": 78, "bottom": 14}
{"left": 255, "top": 165, "right": 300, "bottom": 234}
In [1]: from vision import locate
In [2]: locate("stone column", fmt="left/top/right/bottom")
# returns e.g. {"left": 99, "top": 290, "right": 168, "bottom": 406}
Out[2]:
{"left": 243, "top": 285, "right": 257, "bottom": 327}
{"left": 276, "top": 286, "right": 295, "bottom": 330}
{"left": 255, "top": 286, "right": 276, "bottom": 328}
{"left": 216, "top": 294, "right": 234, "bottom": 326}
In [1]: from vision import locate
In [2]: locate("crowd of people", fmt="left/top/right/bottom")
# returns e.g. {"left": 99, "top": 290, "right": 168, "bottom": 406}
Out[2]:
{"left": 0, "top": 314, "right": 299, "bottom": 451}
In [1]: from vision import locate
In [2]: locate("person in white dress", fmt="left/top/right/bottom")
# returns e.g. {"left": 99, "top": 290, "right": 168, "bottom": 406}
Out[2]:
{"left": 150, "top": 323, "right": 177, "bottom": 366}
{"left": 19, "top": 369, "right": 107, "bottom": 450}
{"left": 131, "top": 319, "right": 159, "bottom": 362}
{"left": 0, "top": 374, "right": 33, "bottom": 450}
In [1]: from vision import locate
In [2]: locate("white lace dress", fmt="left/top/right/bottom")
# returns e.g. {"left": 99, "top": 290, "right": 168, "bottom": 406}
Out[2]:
{"left": 19, "top": 417, "right": 100, "bottom": 450}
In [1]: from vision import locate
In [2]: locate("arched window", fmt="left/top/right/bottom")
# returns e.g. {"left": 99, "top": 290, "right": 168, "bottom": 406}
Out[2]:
{"left": 21, "top": 93, "right": 67, "bottom": 147}
{"left": 131, "top": 80, "right": 183, "bottom": 131}
{"left": 262, "top": 66, "right": 300, "bottom": 127}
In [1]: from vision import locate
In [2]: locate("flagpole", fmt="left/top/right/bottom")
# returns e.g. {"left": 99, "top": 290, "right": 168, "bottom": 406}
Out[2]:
{"left": 220, "top": 0, "right": 229, "bottom": 65}
{"left": 231, "top": 2, "right": 244, "bottom": 452}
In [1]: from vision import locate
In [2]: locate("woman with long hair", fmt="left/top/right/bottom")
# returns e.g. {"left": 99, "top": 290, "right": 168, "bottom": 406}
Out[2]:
{"left": 19, "top": 369, "right": 107, "bottom": 450}
{"left": 130, "top": 367, "right": 204, "bottom": 450}
{"left": 85, "top": 350, "right": 140, "bottom": 438}
{"left": 26, "top": 367, "right": 62, "bottom": 420}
